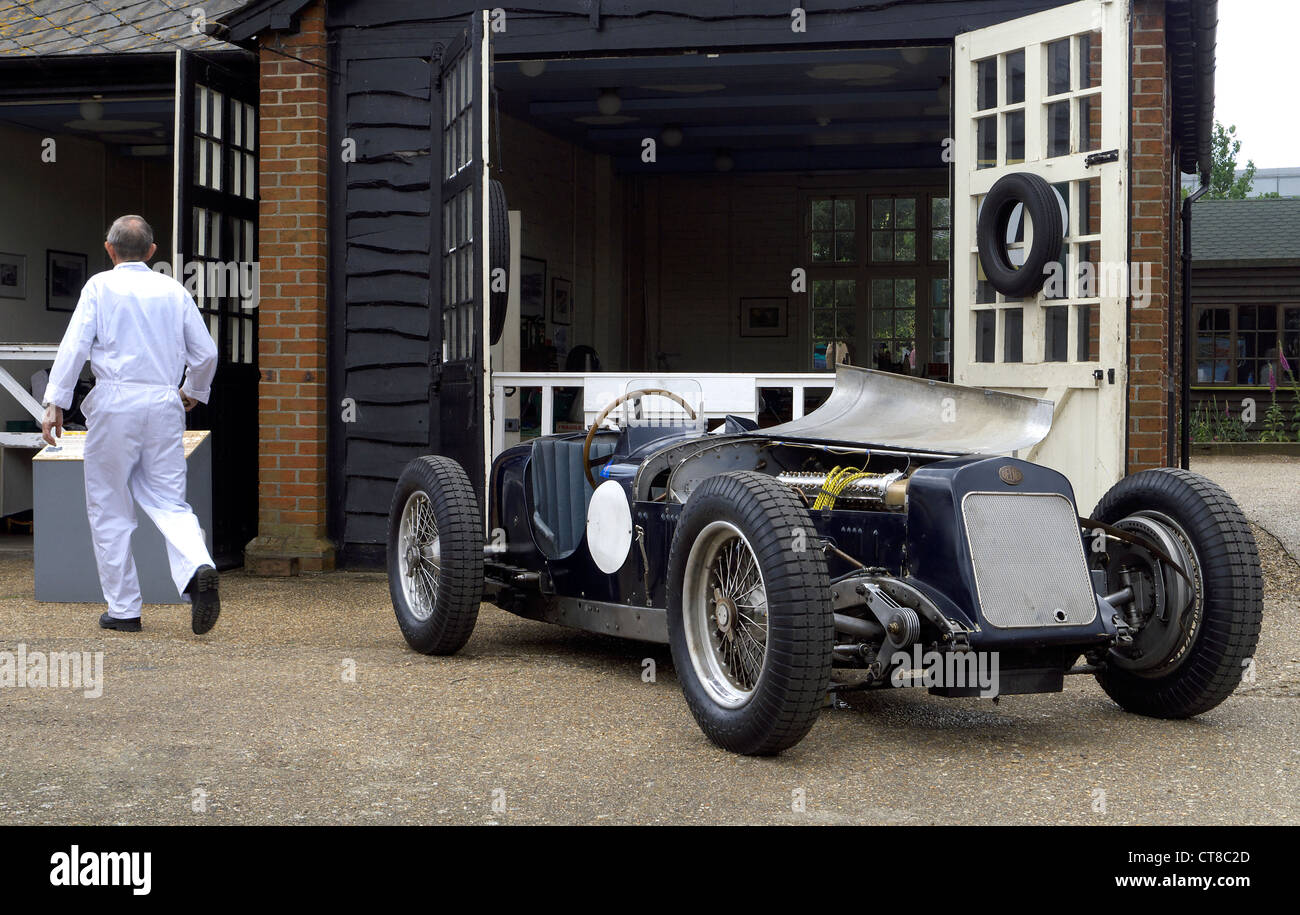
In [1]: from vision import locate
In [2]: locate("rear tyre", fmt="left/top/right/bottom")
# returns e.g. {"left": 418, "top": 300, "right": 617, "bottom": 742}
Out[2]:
{"left": 667, "top": 472, "right": 833, "bottom": 755}
{"left": 1090, "top": 468, "right": 1262, "bottom": 718}
{"left": 387, "top": 456, "right": 483, "bottom": 655}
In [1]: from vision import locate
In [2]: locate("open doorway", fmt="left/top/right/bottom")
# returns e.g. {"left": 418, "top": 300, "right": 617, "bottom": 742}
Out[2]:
{"left": 0, "top": 92, "right": 175, "bottom": 547}
{"left": 0, "top": 49, "right": 259, "bottom": 566}
{"left": 492, "top": 45, "right": 954, "bottom": 402}
{"left": 0, "top": 92, "right": 176, "bottom": 419}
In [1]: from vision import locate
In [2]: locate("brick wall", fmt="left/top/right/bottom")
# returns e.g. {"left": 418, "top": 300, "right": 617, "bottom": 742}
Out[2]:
{"left": 1127, "top": 0, "right": 1176, "bottom": 473}
{"left": 245, "top": 0, "right": 334, "bottom": 574}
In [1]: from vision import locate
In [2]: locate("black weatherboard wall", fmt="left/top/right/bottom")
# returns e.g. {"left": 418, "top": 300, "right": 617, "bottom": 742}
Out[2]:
{"left": 321, "top": 0, "right": 1079, "bottom": 566}
{"left": 331, "top": 48, "right": 439, "bottom": 558}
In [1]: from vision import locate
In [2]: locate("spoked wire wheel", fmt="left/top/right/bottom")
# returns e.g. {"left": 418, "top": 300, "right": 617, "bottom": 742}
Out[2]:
{"left": 667, "top": 472, "right": 833, "bottom": 755}
{"left": 398, "top": 490, "right": 441, "bottom": 622}
{"left": 387, "top": 456, "right": 483, "bottom": 655}
{"left": 682, "top": 521, "right": 770, "bottom": 708}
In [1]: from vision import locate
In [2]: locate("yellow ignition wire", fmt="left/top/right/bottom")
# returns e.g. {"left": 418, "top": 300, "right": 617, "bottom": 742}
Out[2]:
{"left": 813, "top": 466, "right": 878, "bottom": 510}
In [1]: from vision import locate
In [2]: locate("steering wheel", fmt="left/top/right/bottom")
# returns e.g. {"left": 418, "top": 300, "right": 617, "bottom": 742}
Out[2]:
{"left": 582, "top": 388, "right": 699, "bottom": 489}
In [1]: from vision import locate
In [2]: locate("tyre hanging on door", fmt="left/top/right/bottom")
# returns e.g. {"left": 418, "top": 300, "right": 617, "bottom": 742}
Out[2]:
{"left": 976, "top": 172, "right": 1065, "bottom": 299}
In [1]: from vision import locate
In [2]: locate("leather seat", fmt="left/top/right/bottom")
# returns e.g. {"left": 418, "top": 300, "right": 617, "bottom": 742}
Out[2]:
{"left": 530, "top": 438, "right": 615, "bottom": 558}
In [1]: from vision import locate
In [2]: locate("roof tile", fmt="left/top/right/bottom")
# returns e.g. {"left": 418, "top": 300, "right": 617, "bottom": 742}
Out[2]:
{"left": 1192, "top": 198, "right": 1300, "bottom": 264}
{"left": 0, "top": 0, "right": 250, "bottom": 56}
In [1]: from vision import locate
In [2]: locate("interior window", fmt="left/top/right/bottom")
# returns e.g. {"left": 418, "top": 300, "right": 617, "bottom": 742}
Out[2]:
{"left": 811, "top": 198, "right": 856, "bottom": 264}
{"left": 871, "top": 196, "right": 918, "bottom": 263}
{"left": 811, "top": 278, "right": 857, "bottom": 369}
{"left": 871, "top": 278, "right": 918, "bottom": 372}
{"left": 930, "top": 196, "right": 951, "bottom": 262}
{"left": 806, "top": 189, "right": 948, "bottom": 378}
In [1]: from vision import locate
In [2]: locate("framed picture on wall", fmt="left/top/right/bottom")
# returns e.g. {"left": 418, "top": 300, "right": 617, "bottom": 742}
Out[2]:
{"left": 520, "top": 256, "right": 546, "bottom": 319}
{"left": 0, "top": 252, "right": 26, "bottom": 299}
{"left": 739, "top": 297, "right": 788, "bottom": 337}
{"left": 551, "top": 277, "right": 572, "bottom": 325}
{"left": 46, "top": 250, "right": 87, "bottom": 312}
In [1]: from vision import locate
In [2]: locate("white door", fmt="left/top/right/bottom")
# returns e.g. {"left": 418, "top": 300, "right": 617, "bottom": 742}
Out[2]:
{"left": 953, "top": 0, "right": 1130, "bottom": 513}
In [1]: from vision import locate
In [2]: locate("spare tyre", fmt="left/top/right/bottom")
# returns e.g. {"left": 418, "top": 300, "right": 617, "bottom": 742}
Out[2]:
{"left": 488, "top": 179, "right": 509, "bottom": 345}
{"left": 976, "top": 172, "right": 1064, "bottom": 299}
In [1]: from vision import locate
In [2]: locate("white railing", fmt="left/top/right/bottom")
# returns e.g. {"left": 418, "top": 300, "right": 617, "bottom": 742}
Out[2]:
{"left": 0, "top": 343, "right": 59, "bottom": 421}
{"left": 490, "top": 371, "right": 836, "bottom": 456}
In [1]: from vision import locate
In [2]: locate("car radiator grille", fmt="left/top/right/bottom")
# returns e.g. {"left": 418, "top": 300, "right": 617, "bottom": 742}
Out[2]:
{"left": 961, "top": 492, "right": 1098, "bottom": 629}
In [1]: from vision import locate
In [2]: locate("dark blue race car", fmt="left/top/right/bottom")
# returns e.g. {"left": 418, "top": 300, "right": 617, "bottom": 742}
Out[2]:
{"left": 386, "top": 366, "right": 1262, "bottom": 755}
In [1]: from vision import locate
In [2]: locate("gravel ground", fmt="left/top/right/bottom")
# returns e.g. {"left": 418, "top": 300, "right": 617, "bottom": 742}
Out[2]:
{"left": 1192, "top": 455, "right": 1300, "bottom": 560}
{"left": 0, "top": 466, "right": 1296, "bottom": 825}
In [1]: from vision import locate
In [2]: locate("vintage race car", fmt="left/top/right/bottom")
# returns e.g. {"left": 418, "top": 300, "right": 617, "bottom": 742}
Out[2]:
{"left": 385, "top": 366, "right": 1262, "bottom": 755}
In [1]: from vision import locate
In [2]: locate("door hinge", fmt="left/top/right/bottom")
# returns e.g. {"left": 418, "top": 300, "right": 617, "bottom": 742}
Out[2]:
{"left": 1085, "top": 149, "right": 1120, "bottom": 167}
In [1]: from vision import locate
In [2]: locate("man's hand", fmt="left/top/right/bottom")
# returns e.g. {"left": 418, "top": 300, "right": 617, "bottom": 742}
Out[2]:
{"left": 180, "top": 389, "right": 199, "bottom": 412}
{"left": 41, "top": 404, "right": 64, "bottom": 447}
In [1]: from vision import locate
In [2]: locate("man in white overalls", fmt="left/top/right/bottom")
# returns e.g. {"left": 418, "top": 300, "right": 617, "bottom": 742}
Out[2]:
{"left": 42, "top": 215, "right": 222, "bottom": 634}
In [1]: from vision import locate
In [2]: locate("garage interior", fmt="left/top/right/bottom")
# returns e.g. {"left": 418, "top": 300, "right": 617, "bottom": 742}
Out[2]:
{"left": 0, "top": 51, "right": 260, "bottom": 565}
{"left": 0, "top": 92, "right": 176, "bottom": 433}
{"left": 491, "top": 46, "right": 955, "bottom": 397}
{"left": 0, "top": 85, "right": 175, "bottom": 540}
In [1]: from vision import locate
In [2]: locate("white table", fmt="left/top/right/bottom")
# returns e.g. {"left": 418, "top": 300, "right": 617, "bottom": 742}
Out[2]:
{"left": 33, "top": 430, "right": 213, "bottom": 604}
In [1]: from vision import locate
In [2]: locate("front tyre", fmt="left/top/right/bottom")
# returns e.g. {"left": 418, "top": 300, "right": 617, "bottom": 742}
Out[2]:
{"left": 387, "top": 456, "right": 483, "bottom": 655}
{"left": 1090, "top": 468, "right": 1262, "bottom": 718}
{"left": 667, "top": 472, "right": 833, "bottom": 755}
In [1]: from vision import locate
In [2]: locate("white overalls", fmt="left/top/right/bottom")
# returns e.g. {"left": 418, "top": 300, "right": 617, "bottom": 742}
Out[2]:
{"left": 45, "top": 261, "right": 219, "bottom": 620}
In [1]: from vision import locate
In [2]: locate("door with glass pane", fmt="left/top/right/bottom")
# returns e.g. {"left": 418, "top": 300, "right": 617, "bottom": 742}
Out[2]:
{"left": 174, "top": 49, "right": 259, "bottom": 565}
{"left": 434, "top": 12, "right": 492, "bottom": 506}
{"left": 952, "top": 0, "right": 1129, "bottom": 512}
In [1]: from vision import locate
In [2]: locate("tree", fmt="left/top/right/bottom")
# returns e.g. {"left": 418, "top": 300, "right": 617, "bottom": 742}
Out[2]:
{"left": 1208, "top": 121, "right": 1259, "bottom": 199}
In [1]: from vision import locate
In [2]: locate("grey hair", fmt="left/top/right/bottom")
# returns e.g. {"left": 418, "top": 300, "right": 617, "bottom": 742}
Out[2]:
{"left": 106, "top": 215, "right": 154, "bottom": 261}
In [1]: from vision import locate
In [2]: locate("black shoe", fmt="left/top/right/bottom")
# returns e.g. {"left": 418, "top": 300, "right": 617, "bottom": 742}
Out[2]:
{"left": 186, "top": 565, "right": 221, "bottom": 634}
{"left": 99, "top": 612, "right": 141, "bottom": 632}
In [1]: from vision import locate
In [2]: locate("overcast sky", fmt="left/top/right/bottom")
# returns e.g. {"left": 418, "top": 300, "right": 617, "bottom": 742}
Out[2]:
{"left": 1214, "top": 0, "right": 1300, "bottom": 169}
